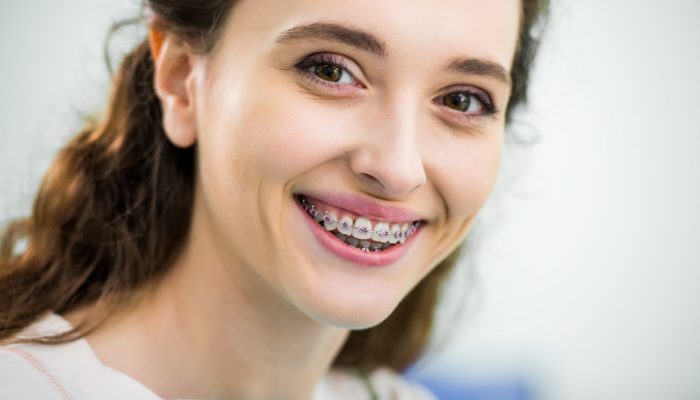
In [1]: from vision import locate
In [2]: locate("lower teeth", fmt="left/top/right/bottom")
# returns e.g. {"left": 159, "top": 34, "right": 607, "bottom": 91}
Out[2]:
{"left": 332, "top": 228, "right": 393, "bottom": 251}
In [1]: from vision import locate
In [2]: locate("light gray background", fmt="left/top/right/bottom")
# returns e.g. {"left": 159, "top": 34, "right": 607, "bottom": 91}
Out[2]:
{"left": 1, "top": 1, "right": 699, "bottom": 399}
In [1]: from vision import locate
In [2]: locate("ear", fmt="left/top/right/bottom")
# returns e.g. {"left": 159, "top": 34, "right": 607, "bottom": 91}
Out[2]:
{"left": 149, "top": 28, "right": 201, "bottom": 148}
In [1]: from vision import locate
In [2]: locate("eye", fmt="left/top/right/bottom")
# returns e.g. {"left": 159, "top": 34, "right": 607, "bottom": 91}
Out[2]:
{"left": 310, "top": 63, "right": 354, "bottom": 84}
{"left": 442, "top": 92, "right": 482, "bottom": 113}
{"left": 436, "top": 88, "right": 497, "bottom": 119}
{"left": 294, "top": 53, "right": 363, "bottom": 90}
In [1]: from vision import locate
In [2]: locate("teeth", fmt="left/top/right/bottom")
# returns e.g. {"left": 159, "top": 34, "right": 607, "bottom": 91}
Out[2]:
{"left": 323, "top": 210, "right": 338, "bottom": 231}
{"left": 407, "top": 222, "right": 419, "bottom": 237}
{"left": 337, "top": 216, "right": 354, "bottom": 236}
{"left": 334, "top": 233, "right": 347, "bottom": 243}
{"left": 301, "top": 196, "right": 421, "bottom": 249}
{"left": 389, "top": 224, "right": 402, "bottom": 244}
{"left": 371, "top": 222, "right": 391, "bottom": 243}
{"left": 309, "top": 205, "right": 321, "bottom": 220}
{"left": 352, "top": 217, "right": 373, "bottom": 240}
{"left": 399, "top": 223, "right": 410, "bottom": 244}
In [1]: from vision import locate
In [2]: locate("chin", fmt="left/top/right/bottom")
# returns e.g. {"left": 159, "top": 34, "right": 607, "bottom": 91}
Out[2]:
{"left": 311, "top": 307, "right": 394, "bottom": 331}
{"left": 293, "top": 282, "right": 404, "bottom": 330}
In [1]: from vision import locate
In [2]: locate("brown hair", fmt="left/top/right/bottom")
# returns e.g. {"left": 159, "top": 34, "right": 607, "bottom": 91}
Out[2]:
{"left": 0, "top": 0, "right": 548, "bottom": 372}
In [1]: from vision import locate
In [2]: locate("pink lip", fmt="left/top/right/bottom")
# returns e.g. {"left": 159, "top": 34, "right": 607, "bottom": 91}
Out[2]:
{"left": 296, "top": 191, "right": 425, "bottom": 222}
{"left": 295, "top": 198, "right": 422, "bottom": 267}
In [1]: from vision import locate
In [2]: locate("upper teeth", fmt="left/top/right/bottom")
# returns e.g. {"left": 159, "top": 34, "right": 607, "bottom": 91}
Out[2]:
{"left": 353, "top": 218, "right": 373, "bottom": 240}
{"left": 371, "top": 222, "right": 391, "bottom": 243}
{"left": 337, "top": 215, "right": 354, "bottom": 236}
{"left": 322, "top": 211, "right": 339, "bottom": 231}
{"left": 301, "top": 196, "right": 419, "bottom": 243}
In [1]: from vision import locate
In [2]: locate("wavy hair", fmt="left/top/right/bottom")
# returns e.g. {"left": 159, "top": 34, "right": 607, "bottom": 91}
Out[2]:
{"left": 0, "top": 0, "right": 549, "bottom": 371}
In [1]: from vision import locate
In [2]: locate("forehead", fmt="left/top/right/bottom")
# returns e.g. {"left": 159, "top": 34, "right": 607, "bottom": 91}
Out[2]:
{"left": 222, "top": 0, "right": 521, "bottom": 70}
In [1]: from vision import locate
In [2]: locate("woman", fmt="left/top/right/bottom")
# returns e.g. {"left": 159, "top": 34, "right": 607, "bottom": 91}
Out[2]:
{"left": 0, "top": 0, "right": 547, "bottom": 398}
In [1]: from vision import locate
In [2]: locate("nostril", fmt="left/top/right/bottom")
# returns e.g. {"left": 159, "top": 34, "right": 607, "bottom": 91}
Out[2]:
{"left": 359, "top": 172, "right": 382, "bottom": 187}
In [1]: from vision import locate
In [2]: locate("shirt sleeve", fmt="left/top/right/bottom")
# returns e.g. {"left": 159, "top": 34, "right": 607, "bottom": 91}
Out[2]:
{"left": 0, "top": 348, "right": 68, "bottom": 400}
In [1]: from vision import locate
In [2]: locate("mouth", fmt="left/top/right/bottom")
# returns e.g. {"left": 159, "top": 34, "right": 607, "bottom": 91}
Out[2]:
{"left": 293, "top": 194, "right": 425, "bottom": 267}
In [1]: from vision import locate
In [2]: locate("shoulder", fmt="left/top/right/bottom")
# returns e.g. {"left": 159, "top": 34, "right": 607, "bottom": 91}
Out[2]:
{"left": 0, "top": 314, "right": 162, "bottom": 400}
{"left": 367, "top": 368, "right": 437, "bottom": 400}
{"left": 0, "top": 313, "right": 91, "bottom": 399}
{"left": 321, "top": 367, "right": 437, "bottom": 400}
{"left": 0, "top": 340, "right": 162, "bottom": 400}
{"left": 0, "top": 313, "right": 80, "bottom": 399}
{"left": 0, "top": 345, "right": 69, "bottom": 399}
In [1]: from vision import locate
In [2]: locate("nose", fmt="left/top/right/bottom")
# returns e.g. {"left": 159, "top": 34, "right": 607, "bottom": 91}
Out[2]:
{"left": 349, "top": 100, "right": 427, "bottom": 197}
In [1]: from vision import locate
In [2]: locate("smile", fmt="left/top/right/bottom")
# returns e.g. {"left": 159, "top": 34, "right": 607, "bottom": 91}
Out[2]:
{"left": 294, "top": 194, "right": 424, "bottom": 267}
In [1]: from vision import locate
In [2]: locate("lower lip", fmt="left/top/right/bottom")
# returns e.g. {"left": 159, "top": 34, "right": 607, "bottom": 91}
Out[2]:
{"left": 295, "top": 197, "right": 421, "bottom": 267}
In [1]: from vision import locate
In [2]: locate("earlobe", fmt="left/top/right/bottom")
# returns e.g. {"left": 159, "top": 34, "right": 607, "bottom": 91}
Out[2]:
{"left": 150, "top": 28, "right": 199, "bottom": 149}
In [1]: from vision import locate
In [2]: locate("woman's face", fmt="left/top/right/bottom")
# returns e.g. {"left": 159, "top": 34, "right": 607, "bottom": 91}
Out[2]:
{"left": 185, "top": 0, "right": 519, "bottom": 328}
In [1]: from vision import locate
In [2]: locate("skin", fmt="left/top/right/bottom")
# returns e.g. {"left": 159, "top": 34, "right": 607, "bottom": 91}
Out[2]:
{"left": 69, "top": 0, "right": 520, "bottom": 398}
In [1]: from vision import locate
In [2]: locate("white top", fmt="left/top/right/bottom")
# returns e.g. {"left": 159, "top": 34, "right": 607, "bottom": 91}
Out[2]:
{"left": 0, "top": 314, "right": 436, "bottom": 400}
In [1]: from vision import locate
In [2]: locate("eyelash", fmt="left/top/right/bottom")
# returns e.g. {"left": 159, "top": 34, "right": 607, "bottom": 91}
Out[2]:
{"left": 294, "top": 53, "right": 363, "bottom": 91}
{"left": 434, "top": 88, "right": 499, "bottom": 121}
{"left": 293, "top": 52, "right": 500, "bottom": 122}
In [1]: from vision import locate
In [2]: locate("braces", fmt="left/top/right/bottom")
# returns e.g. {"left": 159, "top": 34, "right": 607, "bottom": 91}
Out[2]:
{"left": 335, "top": 232, "right": 388, "bottom": 253}
{"left": 300, "top": 196, "right": 419, "bottom": 239}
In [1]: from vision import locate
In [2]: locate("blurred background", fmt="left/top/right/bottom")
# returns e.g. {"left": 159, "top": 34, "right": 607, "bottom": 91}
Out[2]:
{"left": 1, "top": 1, "right": 699, "bottom": 399}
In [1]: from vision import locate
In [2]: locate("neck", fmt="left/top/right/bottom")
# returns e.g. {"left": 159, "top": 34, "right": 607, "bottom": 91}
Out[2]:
{"left": 73, "top": 204, "right": 349, "bottom": 399}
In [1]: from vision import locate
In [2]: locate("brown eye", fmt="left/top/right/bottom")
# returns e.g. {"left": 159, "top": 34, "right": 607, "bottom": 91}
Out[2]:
{"left": 443, "top": 92, "right": 476, "bottom": 112}
{"left": 434, "top": 88, "right": 497, "bottom": 120}
{"left": 313, "top": 64, "right": 343, "bottom": 82}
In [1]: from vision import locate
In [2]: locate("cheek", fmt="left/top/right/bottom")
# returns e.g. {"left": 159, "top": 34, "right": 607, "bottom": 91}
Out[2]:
{"left": 219, "top": 96, "right": 362, "bottom": 180}
{"left": 432, "top": 133, "right": 503, "bottom": 221}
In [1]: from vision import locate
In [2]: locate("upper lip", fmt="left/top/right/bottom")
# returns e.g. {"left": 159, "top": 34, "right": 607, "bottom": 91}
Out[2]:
{"left": 297, "top": 191, "right": 426, "bottom": 222}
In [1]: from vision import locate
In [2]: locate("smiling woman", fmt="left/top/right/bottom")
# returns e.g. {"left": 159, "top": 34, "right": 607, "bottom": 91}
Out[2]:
{"left": 0, "top": 1, "right": 548, "bottom": 399}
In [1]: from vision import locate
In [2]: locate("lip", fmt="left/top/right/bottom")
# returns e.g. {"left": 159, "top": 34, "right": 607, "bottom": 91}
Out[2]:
{"left": 295, "top": 191, "right": 426, "bottom": 223}
{"left": 294, "top": 196, "right": 422, "bottom": 267}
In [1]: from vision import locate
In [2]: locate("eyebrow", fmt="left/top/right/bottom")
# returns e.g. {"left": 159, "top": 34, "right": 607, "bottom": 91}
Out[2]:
{"left": 276, "top": 22, "right": 511, "bottom": 86}
{"left": 277, "top": 22, "right": 387, "bottom": 57}
{"left": 447, "top": 58, "right": 511, "bottom": 87}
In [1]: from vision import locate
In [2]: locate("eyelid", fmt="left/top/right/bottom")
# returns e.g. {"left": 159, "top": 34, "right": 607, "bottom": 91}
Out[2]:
{"left": 433, "top": 86, "right": 500, "bottom": 123}
{"left": 294, "top": 52, "right": 366, "bottom": 90}
{"left": 439, "top": 85, "right": 496, "bottom": 111}
{"left": 293, "top": 52, "right": 500, "bottom": 122}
